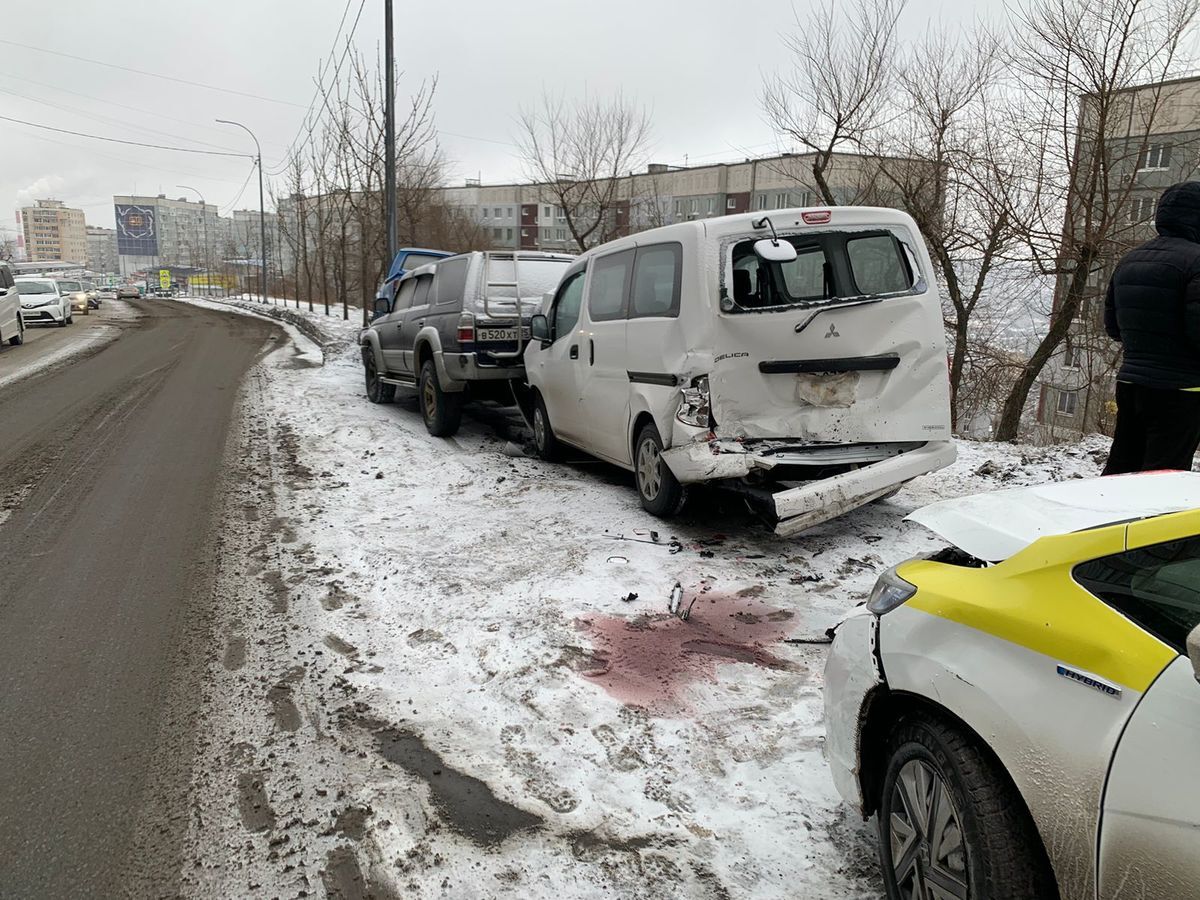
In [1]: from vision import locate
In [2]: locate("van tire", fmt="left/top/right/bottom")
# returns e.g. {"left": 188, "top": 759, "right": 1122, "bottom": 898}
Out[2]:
{"left": 9, "top": 317, "right": 24, "bottom": 345}
{"left": 531, "top": 393, "right": 561, "bottom": 461}
{"left": 634, "top": 421, "right": 687, "bottom": 517}
{"left": 877, "top": 712, "right": 1058, "bottom": 900}
{"left": 364, "top": 351, "right": 395, "bottom": 404}
{"left": 420, "top": 359, "right": 463, "bottom": 437}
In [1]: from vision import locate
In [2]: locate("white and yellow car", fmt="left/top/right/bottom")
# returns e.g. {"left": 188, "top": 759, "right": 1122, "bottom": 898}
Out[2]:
{"left": 825, "top": 472, "right": 1200, "bottom": 900}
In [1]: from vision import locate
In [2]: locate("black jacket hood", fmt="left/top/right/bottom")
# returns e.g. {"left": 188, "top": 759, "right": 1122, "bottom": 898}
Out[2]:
{"left": 1155, "top": 181, "right": 1200, "bottom": 244}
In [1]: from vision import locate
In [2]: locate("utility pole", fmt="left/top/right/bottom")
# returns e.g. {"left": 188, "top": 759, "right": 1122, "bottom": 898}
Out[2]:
{"left": 217, "top": 119, "right": 268, "bottom": 303}
{"left": 177, "top": 185, "right": 209, "bottom": 298}
{"left": 384, "top": 0, "right": 397, "bottom": 265}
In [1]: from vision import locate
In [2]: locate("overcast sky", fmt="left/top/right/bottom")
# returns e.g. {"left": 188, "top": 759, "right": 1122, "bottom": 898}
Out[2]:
{"left": 1, "top": 0, "right": 993, "bottom": 238}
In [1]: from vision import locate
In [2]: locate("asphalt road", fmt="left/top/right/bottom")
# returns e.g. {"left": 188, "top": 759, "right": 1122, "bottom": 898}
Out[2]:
{"left": 0, "top": 298, "right": 278, "bottom": 897}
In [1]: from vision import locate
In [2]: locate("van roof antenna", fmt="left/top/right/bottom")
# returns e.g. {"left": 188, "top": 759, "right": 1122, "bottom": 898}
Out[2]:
{"left": 752, "top": 215, "right": 781, "bottom": 245}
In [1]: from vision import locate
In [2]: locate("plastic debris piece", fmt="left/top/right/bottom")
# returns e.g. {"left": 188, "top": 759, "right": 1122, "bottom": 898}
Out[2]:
{"left": 668, "top": 582, "right": 683, "bottom": 615}
{"left": 621, "top": 592, "right": 639, "bottom": 603}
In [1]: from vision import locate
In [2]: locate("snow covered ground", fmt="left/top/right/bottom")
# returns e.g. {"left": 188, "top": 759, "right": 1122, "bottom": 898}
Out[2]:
{"left": 177, "top": 295, "right": 1107, "bottom": 899}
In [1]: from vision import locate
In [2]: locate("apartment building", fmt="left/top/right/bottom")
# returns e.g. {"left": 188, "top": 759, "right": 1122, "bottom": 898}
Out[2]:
{"left": 113, "top": 193, "right": 227, "bottom": 275}
{"left": 1035, "top": 75, "right": 1200, "bottom": 441}
{"left": 86, "top": 226, "right": 119, "bottom": 274}
{"left": 20, "top": 199, "right": 88, "bottom": 264}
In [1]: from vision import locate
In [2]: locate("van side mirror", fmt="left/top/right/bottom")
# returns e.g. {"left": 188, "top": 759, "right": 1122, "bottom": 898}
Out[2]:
{"left": 1188, "top": 624, "right": 1200, "bottom": 684}
{"left": 754, "top": 238, "right": 798, "bottom": 263}
{"left": 531, "top": 313, "right": 550, "bottom": 344}
{"left": 372, "top": 295, "right": 392, "bottom": 319}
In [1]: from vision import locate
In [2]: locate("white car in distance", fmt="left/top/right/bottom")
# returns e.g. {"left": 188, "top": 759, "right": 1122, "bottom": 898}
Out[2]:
{"left": 15, "top": 278, "right": 73, "bottom": 327}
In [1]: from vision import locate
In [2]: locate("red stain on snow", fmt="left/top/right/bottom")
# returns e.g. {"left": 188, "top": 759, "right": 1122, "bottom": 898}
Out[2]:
{"left": 576, "top": 589, "right": 804, "bottom": 715}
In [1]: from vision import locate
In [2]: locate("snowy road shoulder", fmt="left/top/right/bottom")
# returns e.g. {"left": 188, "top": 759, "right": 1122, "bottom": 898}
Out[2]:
{"left": 181, "top": 296, "right": 1108, "bottom": 898}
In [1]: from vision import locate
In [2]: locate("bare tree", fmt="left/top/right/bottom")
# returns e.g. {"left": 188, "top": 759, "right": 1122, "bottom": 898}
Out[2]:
{"left": 761, "top": 0, "right": 906, "bottom": 205}
{"left": 516, "top": 91, "right": 651, "bottom": 251}
{"left": 992, "top": 0, "right": 1199, "bottom": 440}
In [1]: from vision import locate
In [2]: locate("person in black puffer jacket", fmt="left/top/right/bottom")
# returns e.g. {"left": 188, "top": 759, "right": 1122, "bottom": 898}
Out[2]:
{"left": 1103, "top": 180, "right": 1200, "bottom": 474}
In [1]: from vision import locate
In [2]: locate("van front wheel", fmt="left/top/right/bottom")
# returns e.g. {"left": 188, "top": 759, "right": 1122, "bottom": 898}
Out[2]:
{"left": 634, "top": 422, "right": 686, "bottom": 517}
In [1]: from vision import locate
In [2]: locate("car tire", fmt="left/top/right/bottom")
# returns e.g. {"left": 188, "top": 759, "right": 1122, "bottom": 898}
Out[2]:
{"left": 419, "top": 358, "right": 463, "bottom": 437}
{"left": 634, "top": 421, "right": 687, "bottom": 517}
{"left": 531, "top": 393, "right": 562, "bottom": 461}
{"left": 364, "top": 351, "right": 395, "bottom": 404}
{"left": 878, "top": 713, "right": 1058, "bottom": 900}
{"left": 9, "top": 316, "right": 23, "bottom": 346}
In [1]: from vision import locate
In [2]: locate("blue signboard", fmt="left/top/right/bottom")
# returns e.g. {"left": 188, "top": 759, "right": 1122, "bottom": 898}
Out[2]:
{"left": 115, "top": 204, "right": 157, "bottom": 255}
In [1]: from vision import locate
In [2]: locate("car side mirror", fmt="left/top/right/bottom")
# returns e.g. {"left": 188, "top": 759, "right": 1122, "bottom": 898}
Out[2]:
{"left": 753, "top": 238, "right": 797, "bottom": 263}
{"left": 1188, "top": 624, "right": 1200, "bottom": 684}
{"left": 372, "top": 296, "right": 392, "bottom": 319}
{"left": 530, "top": 313, "right": 550, "bottom": 344}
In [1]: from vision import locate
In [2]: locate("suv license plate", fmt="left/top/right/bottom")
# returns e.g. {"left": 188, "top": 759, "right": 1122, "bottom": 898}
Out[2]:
{"left": 477, "top": 327, "right": 530, "bottom": 341}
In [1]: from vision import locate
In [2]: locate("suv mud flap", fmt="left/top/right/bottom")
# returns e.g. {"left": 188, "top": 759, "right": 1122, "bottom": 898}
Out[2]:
{"left": 771, "top": 441, "right": 957, "bottom": 536}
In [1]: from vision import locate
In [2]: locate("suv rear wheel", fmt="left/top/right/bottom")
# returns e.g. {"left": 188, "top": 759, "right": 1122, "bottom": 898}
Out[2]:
{"left": 419, "top": 359, "right": 463, "bottom": 437}
{"left": 634, "top": 421, "right": 686, "bottom": 517}
{"left": 531, "top": 393, "right": 561, "bottom": 461}
{"left": 878, "top": 712, "right": 1058, "bottom": 900}
{"left": 364, "top": 351, "right": 395, "bottom": 404}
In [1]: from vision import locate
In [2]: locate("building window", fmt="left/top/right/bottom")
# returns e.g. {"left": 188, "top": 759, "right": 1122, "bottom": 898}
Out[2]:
{"left": 543, "top": 206, "right": 551, "bottom": 218}
{"left": 493, "top": 228, "right": 503, "bottom": 239}
{"left": 1130, "top": 196, "right": 1156, "bottom": 222}
{"left": 1064, "top": 342, "right": 1083, "bottom": 369}
{"left": 674, "top": 200, "right": 682, "bottom": 216}
{"left": 689, "top": 198, "right": 697, "bottom": 215}
{"left": 727, "top": 197, "right": 737, "bottom": 209}
{"left": 1056, "top": 390, "right": 1078, "bottom": 416}
{"left": 774, "top": 192, "right": 788, "bottom": 209}
{"left": 707, "top": 198, "right": 715, "bottom": 215}
{"left": 556, "top": 228, "right": 566, "bottom": 241}
{"left": 481, "top": 208, "right": 489, "bottom": 219}
{"left": 1138, "top": 143, "right": 1171, "bottom": 170}
{"left": 521, "top": 229, "right": 528, "bottom": 237}
{"left": 506, "top": 207, "right": 513, "bottom": 218}
{"left": 506, "top": 228, "right": 513, "bottom": 240}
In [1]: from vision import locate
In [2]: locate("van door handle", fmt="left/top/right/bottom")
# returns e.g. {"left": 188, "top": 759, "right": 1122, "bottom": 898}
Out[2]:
{"left": 569, "top": 344, "right": 579, "bottom": 359}
{"left": 589, "top": 340, "right": 595, "bottom": 365}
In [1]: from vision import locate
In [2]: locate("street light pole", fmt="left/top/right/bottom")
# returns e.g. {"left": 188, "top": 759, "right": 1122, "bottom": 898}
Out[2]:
{"left": 217, "top": 118, "right": 268, "bottom": 303}
{"left": 384, "top": 0, "right": 397, "bottom": 264}
{"left": 177, "top": 184, "right": 209, "bottom": 299}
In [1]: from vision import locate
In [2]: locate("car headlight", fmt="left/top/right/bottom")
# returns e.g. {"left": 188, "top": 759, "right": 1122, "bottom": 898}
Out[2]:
{"left": 866, "top": 567, "right": 917, "bottom": 615}
{"left": 675, "top": 375, "right": 711, "bottom": 428}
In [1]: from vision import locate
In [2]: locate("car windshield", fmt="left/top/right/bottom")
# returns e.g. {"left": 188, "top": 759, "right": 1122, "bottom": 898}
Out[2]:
{"left": 16, "top": 281, "right": 56, "bottom": 295}
{"left": 727, "top": 229, "right": 916, "bottom": 312}
{"left": 58, "top": 281, "right": 82, "bottom": 292}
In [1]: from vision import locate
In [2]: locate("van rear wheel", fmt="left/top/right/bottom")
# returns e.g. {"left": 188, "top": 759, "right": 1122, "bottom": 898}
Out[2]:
{"left": 9, "top": 316, "right": 24, "bottom": 346}
{"left": 634, "top": 422, "right": 686, "bottom": 517}
{"left": 531, "top": 393, "right": 561, "bottom": 461}
{"left": 419, "top": 359, "right": 463, "bottom": 437}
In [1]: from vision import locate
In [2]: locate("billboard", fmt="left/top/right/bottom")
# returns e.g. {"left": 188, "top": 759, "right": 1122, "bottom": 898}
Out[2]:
{"left": 115, "top": 204, "right": 157, "bottom": 256}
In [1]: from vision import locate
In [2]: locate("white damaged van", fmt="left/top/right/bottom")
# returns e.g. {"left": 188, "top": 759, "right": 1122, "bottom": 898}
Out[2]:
{"left": 523, "top": 207, "right": 955, "bottom": 535}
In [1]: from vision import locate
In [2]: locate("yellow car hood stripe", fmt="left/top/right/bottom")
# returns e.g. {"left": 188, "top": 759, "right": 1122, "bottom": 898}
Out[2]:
{"left": 898, "top": 526, "right": 1176, "bottom": 692}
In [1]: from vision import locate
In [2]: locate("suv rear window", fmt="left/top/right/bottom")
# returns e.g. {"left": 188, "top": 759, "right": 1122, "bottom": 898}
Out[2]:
{"left": 1075, "top": 535, "right": 1200, "bottom": 653}
{"left": 727, "top": 229, "right": 915, "bottom": 312}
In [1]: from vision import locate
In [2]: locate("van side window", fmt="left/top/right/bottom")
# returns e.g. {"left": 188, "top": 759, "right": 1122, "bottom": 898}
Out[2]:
{"left": 846, "top": 234, "right": 913, "bottom": 295}
{"left": 552, "top": 272, "right": 585, "bottom": 340}
{"left": 587, "top": 250, "right": 633, "bottom": 322}
{"left": 435, "top": 258, "right": 468, "bottom": 305}
{"left": 0, "top": 267, "right": 12, "bottom": 289}
{"left": 393, "top": 277, "right": 418, "bottom": 313}
{"left": 778, "top": 245, "right": 832, "bottom": 301}
{"left": 411, "top": 274, "right": 434, "bottom": 308}
{"left": 630, "top": 243, "right": 682, "bottom": 318}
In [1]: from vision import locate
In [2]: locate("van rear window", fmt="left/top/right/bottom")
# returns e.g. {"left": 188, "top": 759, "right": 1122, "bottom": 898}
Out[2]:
{"left": 728, "top": 229, "right": 915, "bottom": 312}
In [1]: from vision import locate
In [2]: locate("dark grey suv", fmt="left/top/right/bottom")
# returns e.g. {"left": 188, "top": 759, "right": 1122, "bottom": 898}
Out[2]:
{"left": 360, "top": 250, "right": 573, "bottom": 436}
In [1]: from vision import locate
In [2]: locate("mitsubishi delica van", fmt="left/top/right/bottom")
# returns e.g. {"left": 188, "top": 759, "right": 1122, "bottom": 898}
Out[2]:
{"left": 523, "top": 207, "right": 955, "bottom": 535}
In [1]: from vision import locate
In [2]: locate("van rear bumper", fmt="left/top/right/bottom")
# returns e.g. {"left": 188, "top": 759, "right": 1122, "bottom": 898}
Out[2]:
{"left": 771, "top": 440, "right": 956, "bottom": 535}
{"left": 660, "top": 438, "right": 956, "bottom": 534}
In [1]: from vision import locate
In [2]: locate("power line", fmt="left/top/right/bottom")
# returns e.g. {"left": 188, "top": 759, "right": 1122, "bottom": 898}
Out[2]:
{"left": 265, "top": 0, "right": 368, "bottom": 175}
{"left": 0, "top": 39, "right": 306, "bottom": 108}
{"left": 221, "top": 163, "right": 259, "bottom": 213}
{"left": 0, "top": 114, "right": 251, "bottom": 157}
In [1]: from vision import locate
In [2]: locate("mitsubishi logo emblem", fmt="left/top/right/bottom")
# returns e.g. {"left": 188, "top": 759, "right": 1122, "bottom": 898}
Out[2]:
{"left": 825, "top": 322, "right": 840, "bottom": 338}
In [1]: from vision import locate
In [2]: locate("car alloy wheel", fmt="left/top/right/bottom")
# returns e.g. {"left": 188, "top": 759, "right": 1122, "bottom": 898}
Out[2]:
{"left": 422, "top": 376, "right": 437, "bottom": 422}
{"left": 887, "top": 759, "right": 969, "bottom": 899}
{"left": 533, "top": 406, "right": 548, "bottom": 452}
{"left": 636, "top": 437, "right": 663, "bottom": 502}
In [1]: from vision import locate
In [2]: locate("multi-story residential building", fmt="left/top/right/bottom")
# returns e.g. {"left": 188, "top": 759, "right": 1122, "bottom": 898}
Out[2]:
{"left": 20, "top": 199, "right": 87, "bottom": 264}
{"left": 1036, "top": 75, "right": 1200, "bottom": 441}
{"left": 113, "top": 193, "right": 225, "bottom": 275}
{"left": 86, "top": 226, "right": 119, "bottom": 274}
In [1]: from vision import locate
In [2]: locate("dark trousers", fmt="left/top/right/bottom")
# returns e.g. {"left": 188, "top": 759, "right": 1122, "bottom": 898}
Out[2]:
{"left": 1103, "top": 381, "right": 1200, "bottom": 475}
